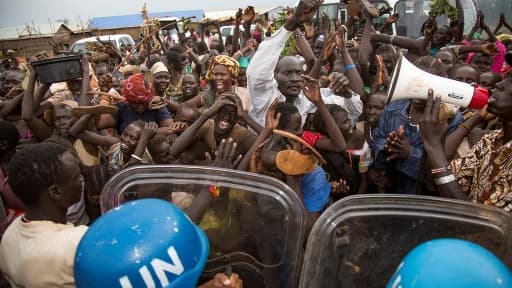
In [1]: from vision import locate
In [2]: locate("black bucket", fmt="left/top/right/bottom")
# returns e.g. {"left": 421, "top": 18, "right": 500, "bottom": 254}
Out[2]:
{"left": 32, "top": 55, "right": 82, "bottom": 84}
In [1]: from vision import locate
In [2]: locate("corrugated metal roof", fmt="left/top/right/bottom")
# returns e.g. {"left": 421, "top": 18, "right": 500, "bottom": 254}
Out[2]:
{"left": 89, "top": 10, "right": 204, "bottom": 30}
{"left": 0, "top": 26, "right": 26, "bottom": 41}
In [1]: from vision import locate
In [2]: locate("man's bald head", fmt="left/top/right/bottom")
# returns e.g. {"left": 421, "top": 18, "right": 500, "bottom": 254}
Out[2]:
{"left": 275, "top": 56, "right": 303, "bottom": 73}
{"left": 275, "top": 56, "right": 305, "bottom": 99}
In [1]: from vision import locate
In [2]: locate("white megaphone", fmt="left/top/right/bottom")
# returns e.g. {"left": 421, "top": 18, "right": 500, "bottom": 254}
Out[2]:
{"left": 387, "top": 55, "right": 489, "bottom": 109}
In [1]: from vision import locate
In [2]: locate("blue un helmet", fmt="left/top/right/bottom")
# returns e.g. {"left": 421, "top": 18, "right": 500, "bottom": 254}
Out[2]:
{"left": 74, "top": 199, "right": 209, "bottom": 288}
{"left": 387, "top": 238, "right": 512, "bottom": 288}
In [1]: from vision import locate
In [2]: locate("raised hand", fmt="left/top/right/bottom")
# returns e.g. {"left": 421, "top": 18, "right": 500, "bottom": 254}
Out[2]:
{"left": 168, "top": 121, "right": 188, "bottom": 134}
{"left": 374, "top": 54, "right": 389, "bottom": 87}
{"left": 385, "top": 137, "right": 412, "bottom": 161}
{"left": 346, "top": 0, "right": 360, "bottom": 19}
{"left": 242, "top": 6, "right": 255, "bottom": 23}
{"left": 229, "top": 96, "right": 246, "bottom": 118}
{"left": 244, "top": 38, "right": 256, "bottom": 50}
{"left": 331, "top": 179, "right": 350, "bottom": 196}
{"left": 419, "top": 89, "right": 448, "bottom": 150}
{"left": 320, "top": 11, "right": 331, "bottom": 34}
{"left": 286, "top": 0, "right": 324, "bottom": 30}
{"left": 319, "top": 33, "right": 337, "bottom": 63}
{"left": 423, "top": 17, "right": 437, "bottom": 37}
{"left": 385, "top": 13, "right": 399, "bottom": 24}
{"left": 285, "top": 7, "right": 295, "bottom": 21}
{"left": 210, "top": 272, "right": 243, "bottom": 288}
{"left": 368, "top": 168, "right": 390, "bottom": 192}
{"left": 141, "top": 122, "right": 158, "bottom": 139}
{"left": 206, "top": 98, "right": 235, "bottom": 117}
{"left": 480, "top": 42, "right": 499, "bottom": 55}
{"left": 301, "top": 74, "right": 322, "bottom": 103}
{"left": 335, "top": 25, "right": 347, "bottom": 52}
{"left": 265, "top": 99, "right": 281, "bottom": 130}
{"left": 235, "top": 8, "right": 243, "bottom": 24}
{"left": 328, "top": 72, "right": 351, "bottom": 97}
{"left": 304, "top": 23, "right": 316, "bottom": 39}
{"left": 206, "top": 138, "right": 243, "bottom": 169}
{"left": 384, "top": 125, "right": 407, "bottom": 161}
{"left": 4, "top": 86, "right": 24, "bottom": 100}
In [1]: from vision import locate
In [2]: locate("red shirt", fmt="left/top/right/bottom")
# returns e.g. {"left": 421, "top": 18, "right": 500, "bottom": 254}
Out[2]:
{"left": 301, "top": 131, "right": 322, "bottom": 147}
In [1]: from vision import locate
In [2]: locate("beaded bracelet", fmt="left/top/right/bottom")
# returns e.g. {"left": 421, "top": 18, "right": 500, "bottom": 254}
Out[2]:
{"left": 431, "top": 165, "right": 450, "bottom": 175}
{"left": 459, "top": 124, "right": 471, "bottom": 134}
{"left": 209, "top": 185, "right": 220, "bottom": 198}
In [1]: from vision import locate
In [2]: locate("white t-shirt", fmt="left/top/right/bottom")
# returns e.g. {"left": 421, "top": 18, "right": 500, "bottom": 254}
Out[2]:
{"left": 0, "top": 216, "right": 88, "bottom": 287}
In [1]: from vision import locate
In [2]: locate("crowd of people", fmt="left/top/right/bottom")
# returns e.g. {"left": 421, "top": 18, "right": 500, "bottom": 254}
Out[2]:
{"left": 0, "top": 0, "right": 512, "bottom": 286}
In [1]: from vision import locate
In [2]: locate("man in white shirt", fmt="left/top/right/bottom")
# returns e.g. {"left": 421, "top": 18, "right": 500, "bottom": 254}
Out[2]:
{"left": 247, "top": 0, "right": 363, "bottom": 127}
{"left": 0, "top": 143, "right": 88, "bottom": 287}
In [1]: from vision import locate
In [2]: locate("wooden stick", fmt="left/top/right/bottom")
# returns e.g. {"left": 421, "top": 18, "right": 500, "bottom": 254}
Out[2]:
{"left": 113, "top": 19, "right": 192, "bottom": 72}
{"left": 87, "top": 91, "right": 125, "bottom": 101}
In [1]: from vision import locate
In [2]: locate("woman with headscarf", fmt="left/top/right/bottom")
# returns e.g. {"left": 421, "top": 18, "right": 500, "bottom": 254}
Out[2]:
{"left": 96, "top": 73, "right": 173, "bottom": 135}
{"left": 150, "top": 61, "right": 171, "bottom": 99}
{"left": 189, "top": 55, "right": 251, "bottom": 111}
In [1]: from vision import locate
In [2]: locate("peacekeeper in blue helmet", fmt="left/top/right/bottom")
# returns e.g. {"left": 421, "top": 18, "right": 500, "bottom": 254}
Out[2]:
{"left": 74, "top": 199, "right": 243, "bottom": 288}
{"left": 387, "top": 238, "right": 512, "bottom": 288}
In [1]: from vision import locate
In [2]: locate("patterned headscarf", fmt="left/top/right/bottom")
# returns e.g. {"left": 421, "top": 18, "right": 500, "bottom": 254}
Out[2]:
{"left": 205, "top": 55, "right": 239, "bottom": 80}
{"left": 497, "top": 34, "right": 512, "bottom": 42}
{"left": 122, "top": 73, "right": 154, "bottom": 104}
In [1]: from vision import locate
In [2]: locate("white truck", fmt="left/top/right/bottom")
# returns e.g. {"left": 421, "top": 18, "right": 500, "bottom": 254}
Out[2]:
{"left": 70, "top": 34, "right": 135, "bottom": 53}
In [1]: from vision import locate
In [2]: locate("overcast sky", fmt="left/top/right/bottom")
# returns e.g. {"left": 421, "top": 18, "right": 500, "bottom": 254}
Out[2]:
{"left": 0, "top": 0, "right": 299, "bottom": 28}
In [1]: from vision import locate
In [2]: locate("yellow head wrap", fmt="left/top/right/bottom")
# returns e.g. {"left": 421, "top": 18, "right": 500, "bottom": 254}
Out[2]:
{"left": 205, "top": 55, "right": 239, "bottom": 80}
{"left": 497, "top": 34, "right": 512, "bottom": 42}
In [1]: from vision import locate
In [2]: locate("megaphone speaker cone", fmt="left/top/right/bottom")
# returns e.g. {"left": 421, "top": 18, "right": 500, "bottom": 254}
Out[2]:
{"left": 469, "top": 87, "right": 489, "bottom": 109}
{"left": 386, "top": 54, "right": 489, "bottom": 109}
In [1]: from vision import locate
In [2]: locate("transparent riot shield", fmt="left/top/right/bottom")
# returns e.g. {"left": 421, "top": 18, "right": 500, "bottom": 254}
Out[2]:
{"left": 299, "top": 194, "right": 512, "bottom": 288}
{"left": 100, "top": 165, "right": 308, "bottom": 288}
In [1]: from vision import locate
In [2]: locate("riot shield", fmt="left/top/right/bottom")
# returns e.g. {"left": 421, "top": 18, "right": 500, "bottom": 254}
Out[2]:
{"left": 299, "top": 194, "right": 512, "bottom": 288}
{"left": 100, "top": 165, "right": 308, "bottom": 288}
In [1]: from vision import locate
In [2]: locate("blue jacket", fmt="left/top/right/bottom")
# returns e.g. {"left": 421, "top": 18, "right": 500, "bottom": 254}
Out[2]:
{"left": 370, "top": 100, "right": 462, "bottom": 194}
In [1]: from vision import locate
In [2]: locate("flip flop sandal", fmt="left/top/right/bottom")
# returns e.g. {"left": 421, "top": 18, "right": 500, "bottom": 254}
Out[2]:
{"left": 347, "top": 0, "right": 362, "bottom": 19}
{"left": 276, "top": 150, "right": 318, "bottom": 176}
{"left": 273, "top": 129, "right": 327, "bottom": 164}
